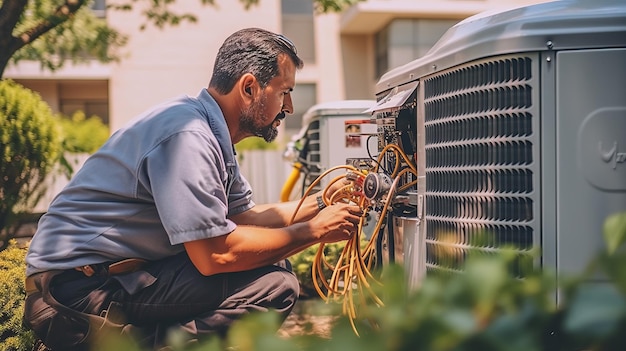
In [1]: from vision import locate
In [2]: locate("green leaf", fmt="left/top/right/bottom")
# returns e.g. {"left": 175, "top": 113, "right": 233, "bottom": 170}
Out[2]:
{"left": 603, "top": 212, "right": 626, "bottom": 255}
{"left": 564, "top": 284, "right": 626, "bottom": 339}
{"left": 440, "top": 309, "right": 477, "bottom": 335}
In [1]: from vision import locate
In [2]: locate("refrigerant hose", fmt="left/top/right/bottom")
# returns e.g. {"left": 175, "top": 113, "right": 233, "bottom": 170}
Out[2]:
{"left": 288, "top": 145, "right": 417, "bottom": 335}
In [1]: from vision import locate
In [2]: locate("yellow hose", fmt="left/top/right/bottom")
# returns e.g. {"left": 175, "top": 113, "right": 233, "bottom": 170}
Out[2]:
{"left": 280, "top": 162, "right": 303, "bottom": 202}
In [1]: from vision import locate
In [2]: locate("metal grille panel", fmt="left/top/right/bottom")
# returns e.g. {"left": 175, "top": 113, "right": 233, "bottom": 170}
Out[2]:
{"left": 305, "top": 119, "right": 322, "bottom": 192}
{"left": 423, "top": 55, "right": 539, "bottom": 277}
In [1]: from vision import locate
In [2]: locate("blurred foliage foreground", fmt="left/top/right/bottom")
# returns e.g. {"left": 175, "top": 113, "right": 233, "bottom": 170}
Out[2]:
{"left": 3, "top": 212, "right": 626, "bottom": 351}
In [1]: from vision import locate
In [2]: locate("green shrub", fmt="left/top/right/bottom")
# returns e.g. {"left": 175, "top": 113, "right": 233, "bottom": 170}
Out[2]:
{"left": 53, "top": 110, "right": 109, "bottom": 178}
{"left": 0, "top": 240, "right": 35, "bottom": 351}
{"left": 235, "top": 137, "right": 279, "bottom": 152}
{"left": 55, "top": 110, "right": 109, "bottom": 154}
{"left": 0, "top": 79, "right": 63, "bottom": 251}
{"left": 289, "top": 242, "right": 344, "bottom": 299}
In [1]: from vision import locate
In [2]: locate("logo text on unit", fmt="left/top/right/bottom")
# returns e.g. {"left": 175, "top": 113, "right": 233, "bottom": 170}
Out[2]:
{"left": 599, "top": 141, "right": 626, "bottom": 170}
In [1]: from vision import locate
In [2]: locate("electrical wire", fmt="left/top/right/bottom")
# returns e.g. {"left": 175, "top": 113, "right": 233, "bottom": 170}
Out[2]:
{"left": 366, "top": 134, "right": 389, "bottom": 175}
{"left": 288, "top": 146, "right": 417, "bottom": 335}
{"left": 375, "top": 143, "right": 417, "bottom": 176}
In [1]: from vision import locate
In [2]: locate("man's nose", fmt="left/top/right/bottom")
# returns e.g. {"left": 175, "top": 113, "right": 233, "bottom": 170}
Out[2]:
{"left": 282, "top": 93, "right": 294, "bottom": 114}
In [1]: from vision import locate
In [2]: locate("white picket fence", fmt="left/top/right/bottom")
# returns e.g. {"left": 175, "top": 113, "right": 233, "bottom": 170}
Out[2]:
{"left": 237, "top": 149, "right": 295, "bottom": 204}
{"left": 35, "top": 150, "right": 295, "bottom": 213}
{"left": 34, "top": 153, "right": 90, "bottom": 213}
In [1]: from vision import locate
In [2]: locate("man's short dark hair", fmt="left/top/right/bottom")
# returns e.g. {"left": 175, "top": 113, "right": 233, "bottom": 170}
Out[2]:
{"left": 209, "top": 28, "right": 304, "bottom": 94}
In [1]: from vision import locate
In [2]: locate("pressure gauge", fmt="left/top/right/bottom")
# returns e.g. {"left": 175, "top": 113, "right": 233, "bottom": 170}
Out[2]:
{"left": 363, "top": 173, "right": 392, "bottom": 201}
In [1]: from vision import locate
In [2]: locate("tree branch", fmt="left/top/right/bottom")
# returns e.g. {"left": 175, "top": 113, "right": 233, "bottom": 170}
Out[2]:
{"left": 13, "top": 0, "right": 88, "bottom": 52}
{"left": 0, "top": 0, "right": 27, "bottom": 35}
{"left": 0, "top": 0, "right": 27, "bottom": 50}
{"left": 0, "top": 0, "right": 28, "bottom": 64}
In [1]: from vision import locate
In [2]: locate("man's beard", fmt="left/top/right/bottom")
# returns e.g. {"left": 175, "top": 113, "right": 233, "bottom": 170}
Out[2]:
{"left": 240, "top": 95, "right": 283, "bottom": 143}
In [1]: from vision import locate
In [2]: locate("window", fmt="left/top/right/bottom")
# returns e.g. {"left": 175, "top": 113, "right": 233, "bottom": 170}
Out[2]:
{"left": 375, "top": 19, "right": 459, "bottom": 78}
{"left": 59, "top": 81, "right": 109, "bottom": 124}
{"left": 11, "top": 80, "right": 109, "bottom": 124}
{"left": 60, "top": 100, "right": 109, "bottom": 124}
{"left": 91, "top": 0, "right": 106, "bottom": 18}
{"left": 375, "top": 26, "right": 390, "bottom": 78}
{"left": 285, "top": 83, "right": 317, "bottom": 136}
{"left": 281, "top": 0, "right": 315, "bottom": 63}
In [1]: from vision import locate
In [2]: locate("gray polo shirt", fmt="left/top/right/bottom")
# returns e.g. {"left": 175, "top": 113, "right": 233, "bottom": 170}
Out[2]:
{"left": 26, "top": 89, "right": 254, "bottom": 276}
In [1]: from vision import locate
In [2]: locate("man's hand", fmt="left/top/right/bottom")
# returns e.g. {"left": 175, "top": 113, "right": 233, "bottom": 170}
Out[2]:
{"left": 322, "top": 171, "right": 370, "bottom": 211}
{"left": 310, "top": 202, "right": 363, "bottom": 243}
{"left": 324, "top": 171, "right": 363, "bottom": 202}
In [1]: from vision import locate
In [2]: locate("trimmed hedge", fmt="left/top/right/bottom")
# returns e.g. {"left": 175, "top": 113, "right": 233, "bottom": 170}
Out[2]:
{"left": 0, "top": 241, "right": 34, "bottom": 351}
{"left": 0, "top": 79, "right": 62, "bottom": 250}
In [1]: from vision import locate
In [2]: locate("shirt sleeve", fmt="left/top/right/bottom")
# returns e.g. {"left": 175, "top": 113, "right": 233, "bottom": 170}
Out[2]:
{"left": 138, "top": 130, "right": 237, "bottom": 245}
{"left": 227, "top": 165, "right": 255, "bottom": 215}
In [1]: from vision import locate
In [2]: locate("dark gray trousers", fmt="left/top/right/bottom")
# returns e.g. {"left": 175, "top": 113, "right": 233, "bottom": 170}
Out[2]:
{"left": 23, "top": 252, "right": 299, "bottom": 350}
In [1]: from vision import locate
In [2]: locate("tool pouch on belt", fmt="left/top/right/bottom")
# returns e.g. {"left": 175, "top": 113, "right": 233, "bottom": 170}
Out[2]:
{"left": 23, "top": 270, "right": 126, "bottom": 350}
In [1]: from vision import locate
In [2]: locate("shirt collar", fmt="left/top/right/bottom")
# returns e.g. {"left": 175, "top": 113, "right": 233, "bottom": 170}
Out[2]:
{"left": 196, "top": 88, "right": 237, "bottom": 167}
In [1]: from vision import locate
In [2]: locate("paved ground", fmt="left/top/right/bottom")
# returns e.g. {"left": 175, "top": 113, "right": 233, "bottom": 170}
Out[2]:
{"left": 277, "top": 298, "right": 337, "bottom": 339}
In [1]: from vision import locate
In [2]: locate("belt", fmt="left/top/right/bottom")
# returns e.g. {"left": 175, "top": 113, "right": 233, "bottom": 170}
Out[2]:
{"left": 25, "top": 258, "right": 147, "bottom": 296}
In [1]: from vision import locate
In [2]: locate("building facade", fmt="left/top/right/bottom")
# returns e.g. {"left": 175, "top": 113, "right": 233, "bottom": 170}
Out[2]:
{"left": 4, "top": 0, "right": 552, "bottom": 205}
{"left": 6, "top": 0, "right": 551, "bottom": 138}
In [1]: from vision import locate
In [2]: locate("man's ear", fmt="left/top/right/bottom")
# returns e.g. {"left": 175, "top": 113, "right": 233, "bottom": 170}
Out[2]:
{"left": 240, "top": 73, "right": 256, "bottom": 100}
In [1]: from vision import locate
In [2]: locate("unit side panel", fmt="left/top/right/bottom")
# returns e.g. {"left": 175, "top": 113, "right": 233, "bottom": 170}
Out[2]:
{"left": 556, "top": 48, "right": 626, "bottom": 276}
{"left": 318, "top": 115, "right": 377, "bottom": 187}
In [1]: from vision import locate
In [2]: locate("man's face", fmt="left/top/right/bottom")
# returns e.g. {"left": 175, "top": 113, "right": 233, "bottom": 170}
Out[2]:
{"left": 240, "top": 94, "right": 283, "bottom": 142}
{"left": 239, "top": 55, "right": 296, "bottom": 143}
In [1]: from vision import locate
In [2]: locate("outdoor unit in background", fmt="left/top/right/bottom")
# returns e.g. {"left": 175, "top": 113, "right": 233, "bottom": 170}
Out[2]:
{"left": 367, "top": 0, "right": 626, "bottom": 294}
{"left": 282, "top": 100, "right": 377, "bottom": 200}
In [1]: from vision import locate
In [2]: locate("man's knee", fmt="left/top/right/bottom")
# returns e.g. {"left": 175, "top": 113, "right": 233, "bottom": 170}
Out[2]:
{"left": 263, "top": 268, "right": 300, "bottom": 310}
